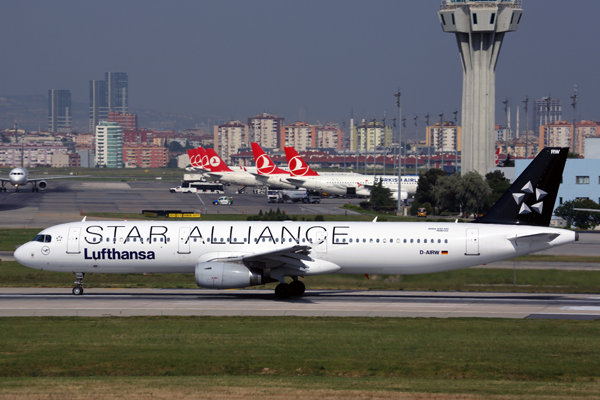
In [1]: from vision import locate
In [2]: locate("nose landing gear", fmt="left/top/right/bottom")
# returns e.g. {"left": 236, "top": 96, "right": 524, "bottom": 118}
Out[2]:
{"left": 73, "top": 272, "right": 85, "bottom": 295}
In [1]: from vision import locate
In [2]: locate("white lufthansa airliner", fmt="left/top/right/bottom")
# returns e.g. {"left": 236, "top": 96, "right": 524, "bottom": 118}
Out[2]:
{"left": 14, "top": 148, "right": 577, "bottom": 299}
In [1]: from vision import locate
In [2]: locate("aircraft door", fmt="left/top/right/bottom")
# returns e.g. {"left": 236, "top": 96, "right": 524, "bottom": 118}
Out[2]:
{"left": 67, "top": 227, "right": 81, "bottom": 254}
{"left": 465, "top": 228, "right": 479, "bottom": 256}
{"left": 178, "top": 227, "right": 191, "bottom": 254}
{"left": 310, "top": 229, "right": 328, "bottom": 254}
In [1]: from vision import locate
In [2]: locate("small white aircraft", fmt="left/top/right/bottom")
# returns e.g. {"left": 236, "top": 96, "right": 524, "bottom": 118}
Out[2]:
{"left": 14, "top": 148, "right": 576, "bottom": 299}
{"left": 0, "top": 166, "right": 75, "bottom": 193}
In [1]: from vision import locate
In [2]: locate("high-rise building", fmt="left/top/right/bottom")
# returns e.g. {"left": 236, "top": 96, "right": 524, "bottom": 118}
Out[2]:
{"left": 281, "top": 122, "right": 315, "bottom": 151}
{"left": 539, "top": 121, "right": 572, "bottom": 151}
{"left": 316, "top": 125, "right": 342, "bottom": 150}
{"left": 214, "top": 121, "right": 249, "bottom": 164}
{"left": 95, "top": 121, "right": 123, "bottom": 168}
{"left": 438, "top": 0, "right": 523, "bottom": 174}
{"left": 106, "top": 72, "right": 129, "bottom": 113}
{"left": 89, "top": 80, "right": 108, "bottom": 132}
{"left": 352, "top": 120, "right": 392, "bottom": 152}
{"left": 248, "top": 113, "right": 284, "bottom": 150}
{"left": 426, "top": 122, "right": 462, "bottom": 153}
{"left": 533, "top": 97, "right": 562, "bottom": 135}
{"left": 108, "top": 111, "right": 138, "bottom": 130}
{"left": 48, "top": 89, "right": 72, "bottom": 133}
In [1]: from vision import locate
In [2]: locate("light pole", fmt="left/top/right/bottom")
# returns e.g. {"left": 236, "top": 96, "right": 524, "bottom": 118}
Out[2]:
{"left": 343, "top": 121, "right": 346, "bottom": 172}
{"left": 382, "top": 116, "right": 386, "bottom": 176}
{"left": 523, "top": 96, "right": 529, "bottom": 159}
{"left": 414, "top": 115, "right": 418, "bottom": 174}
{"left": 439, "top": 113, "right": 444, "bottom": 170}
{"left": 402, "top": 118, "right": 407, "bottom": 174}
{"left": 372, "top": 118, "right": 376, "bottom": 177}
{"left": 453, "top": 110, "right": 458, "bottom": 172}
{"left": 546, "top": 95, "right": 552, "bottom": 147}
{"left": 392, "top": 118, "right": 397, "bottom": 175}
{"left": 394, "top": 89, "right": 402, "bottom": 213}
{"left": 425, "top": 114, "right": 430, "bottom": 169}
{"left": 502, "top": 98, "right": 509, "bottom": 160}
{"left": 571, "top": 86, "right": 578, "bottom": 154}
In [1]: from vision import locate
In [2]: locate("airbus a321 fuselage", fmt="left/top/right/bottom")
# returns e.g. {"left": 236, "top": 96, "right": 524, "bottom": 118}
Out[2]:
{"left": 15, "top": 148, "right": 577, "bottom": 299}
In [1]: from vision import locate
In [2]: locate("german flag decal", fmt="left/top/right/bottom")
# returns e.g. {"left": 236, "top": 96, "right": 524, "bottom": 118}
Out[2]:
{"left": 441, "top": 251, "right": 448, "bottom": 255}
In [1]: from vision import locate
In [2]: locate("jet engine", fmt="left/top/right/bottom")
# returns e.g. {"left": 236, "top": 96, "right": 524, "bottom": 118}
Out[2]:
{"left": 38, "top": 181, "right": 47, "bottom": 190}
{"left": 195, "top": 262, "right": 275, "bottom": 289}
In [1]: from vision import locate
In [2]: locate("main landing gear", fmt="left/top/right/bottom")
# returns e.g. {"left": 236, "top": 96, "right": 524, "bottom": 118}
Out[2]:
{"left": 73, "top": 272, "right": 85, "bottom": 295}
{"left": 274, "top": 278, "right": 305, "bottom": 300}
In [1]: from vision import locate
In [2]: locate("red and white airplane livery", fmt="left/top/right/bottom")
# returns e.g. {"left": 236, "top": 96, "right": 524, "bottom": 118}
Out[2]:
{"left": 283, "top": 147, "right": 409, "bottom": 199}
{"left": 249, "top": 143, "right": 299, "bottom": 190}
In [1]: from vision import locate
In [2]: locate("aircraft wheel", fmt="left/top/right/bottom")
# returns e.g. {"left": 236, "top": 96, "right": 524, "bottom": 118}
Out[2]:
{"left": 274, "top": 283, "right": 291, "bottom": 300}
{"left": 72, "top": 286, "right": 84, "bottom": 296}
{"left": 289, "top": 280, "right": 305, "bottom": 296}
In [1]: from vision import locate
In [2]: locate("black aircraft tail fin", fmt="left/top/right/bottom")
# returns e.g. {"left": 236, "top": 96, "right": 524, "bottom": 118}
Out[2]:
{"left": 474, "top": 147, "right": 568, "bottom": 227}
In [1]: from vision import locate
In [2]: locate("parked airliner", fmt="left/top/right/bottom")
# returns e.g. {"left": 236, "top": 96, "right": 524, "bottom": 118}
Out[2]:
{"left": 14, "top": 148, "right": 576, "bottom": 299}
{"left": 283, "top": 147, "right": 413, "bottom": 200}
{"left": 249, "top": 143, "right": 300, "bottom": 190}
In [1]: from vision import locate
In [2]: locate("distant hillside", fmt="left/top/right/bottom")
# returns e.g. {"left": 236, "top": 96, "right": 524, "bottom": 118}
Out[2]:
{"left": 0, "top": 95, "right": 223, "bottom": 132}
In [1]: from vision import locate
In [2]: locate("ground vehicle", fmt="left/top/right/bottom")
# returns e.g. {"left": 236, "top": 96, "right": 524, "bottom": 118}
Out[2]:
{"left": 417, "top": 208, "right": 427, "bottom": 217}
{"left": 267, "top": 190, "right": 320, "bottom": 204}
{"left": 170, "top": 182, "right": 224, "bottom": 193}
{"left": 213, "top": 196, "right": 233, "bottom": 205}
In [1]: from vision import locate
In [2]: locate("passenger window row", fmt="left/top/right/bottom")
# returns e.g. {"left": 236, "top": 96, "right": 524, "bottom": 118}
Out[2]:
{"left": 335, "top": 238, "right": 449, "bottom": 244}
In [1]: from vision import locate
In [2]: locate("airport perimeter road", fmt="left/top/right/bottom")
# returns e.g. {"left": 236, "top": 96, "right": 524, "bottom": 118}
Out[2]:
{"left": 0, "top": 181, "right": 358, "bottom": 228}
{"left": 1, "top": 288, "right": 600, "bottom": 319}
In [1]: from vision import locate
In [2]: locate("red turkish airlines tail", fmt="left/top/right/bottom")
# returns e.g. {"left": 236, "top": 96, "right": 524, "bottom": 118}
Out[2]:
{"left": 205, "top": 149, "right": 233, "bottom": 172}
{"left": 187, "top": 148, "right": 203, "bottom": 169}
{"left": 197, "top": 147, "right": 209, "bottom": 170}
{"left": 283, "top": 147, "right": 319, "bottom": 177}
{"left": 251, "top": 143, "right": 289, "bottom": 175}
{"left": 495, "top": 147, "right": 501, "bottom": 166}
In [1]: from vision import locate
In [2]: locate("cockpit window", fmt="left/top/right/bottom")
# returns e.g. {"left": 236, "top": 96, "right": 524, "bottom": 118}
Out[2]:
{"left": 32, "top": 234, "right": 51, "bottom": 243}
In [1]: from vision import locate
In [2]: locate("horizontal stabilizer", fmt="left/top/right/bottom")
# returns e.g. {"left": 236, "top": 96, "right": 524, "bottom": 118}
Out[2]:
{"left": 508, "top": 232, "right": 560, "bottom": 244}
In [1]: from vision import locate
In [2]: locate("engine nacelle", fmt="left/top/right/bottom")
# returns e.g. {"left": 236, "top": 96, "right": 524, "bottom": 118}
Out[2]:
{"left": 38, "top": 181, "right": 47, "bottom": 191}
{"left": 195, "top": 262, "right": 272, "bottom": 289}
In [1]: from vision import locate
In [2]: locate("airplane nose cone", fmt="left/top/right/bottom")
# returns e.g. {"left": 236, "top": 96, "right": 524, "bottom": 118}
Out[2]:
{"left": 13, "top": 244, "right": 29, "bottom": 265}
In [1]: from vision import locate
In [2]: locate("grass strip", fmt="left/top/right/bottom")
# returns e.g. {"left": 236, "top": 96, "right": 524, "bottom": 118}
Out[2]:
{"left": 1, "top": 375, "right": 599, "bottom": 399}
{"left": 1, "top": 317, "right": 600, "bottom": 383}
{"left": 3, "top": 261, "right": 600, "bottom": 293}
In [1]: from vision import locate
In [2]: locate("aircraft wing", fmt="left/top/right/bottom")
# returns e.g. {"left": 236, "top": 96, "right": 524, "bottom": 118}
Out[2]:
{"left": 203, "top": 245, "right": 314, "bottom": 270}
{"left": 286, "top": 178, "right": 306, "bottom": 186}
{"left": 0, "top": 177, "right": 10, "bottom": 182}
{"left": 251, "top": 174, "right": 270, "bottom": 183}
{"left": 27, "top": 175, "right": 83, "bottom": 182}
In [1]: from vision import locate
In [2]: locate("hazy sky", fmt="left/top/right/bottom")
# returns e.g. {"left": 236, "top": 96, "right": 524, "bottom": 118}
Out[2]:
{"left": 1, "top": 0, "right": 599, "bottom": 131}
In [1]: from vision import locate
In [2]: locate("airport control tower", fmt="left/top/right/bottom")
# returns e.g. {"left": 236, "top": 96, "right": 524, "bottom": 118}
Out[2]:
{"left": 439, "top": 0, "right": 523, "bottom": 174}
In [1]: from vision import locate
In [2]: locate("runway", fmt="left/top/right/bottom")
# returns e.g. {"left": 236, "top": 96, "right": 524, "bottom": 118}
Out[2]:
{"left": 0, "top": 181, "right": 358, "bottom": 228}
{"left": 2, "top": 288, "right": 600, "bottom": 319}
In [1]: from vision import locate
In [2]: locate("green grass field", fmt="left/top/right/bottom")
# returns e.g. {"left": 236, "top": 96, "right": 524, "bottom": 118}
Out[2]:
{"left": 1, "top": 317, "right": 600, "bottom": 399}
